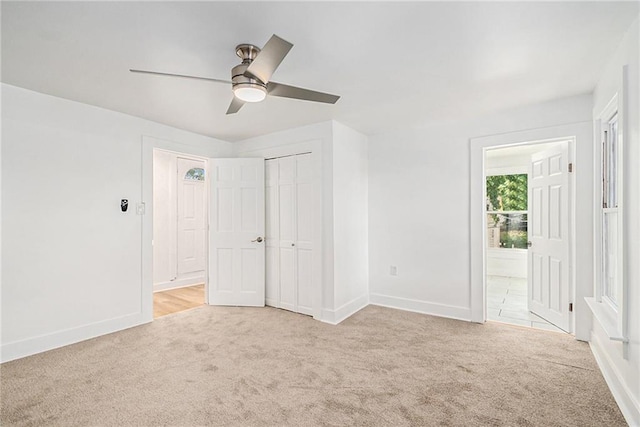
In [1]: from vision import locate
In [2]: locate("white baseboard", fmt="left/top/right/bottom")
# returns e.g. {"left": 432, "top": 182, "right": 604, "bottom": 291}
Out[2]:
{"left": 265, "top": 298, "right": 277, "bottom": 308}
{"left": 265, "top": 299, "right": 314, "bottom": 317}
{"left": 153, "top": 277, "right": 204, "bottom": 292}
{"left": 589, "top": 332, "right": 640, "bottom": 426}
{"left": 369, "top": 293, "right": 471, "bottom": 322}
{"left": 321, "top": 294, "right": 369, "bottom": 325}
{"left": 1, "top": 312, "right": 148, "bottom": 363}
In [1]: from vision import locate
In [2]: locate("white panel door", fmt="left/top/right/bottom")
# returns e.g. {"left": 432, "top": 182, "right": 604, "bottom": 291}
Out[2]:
{"left": 277, "top": 156, "right": 296, "bottom": 312}
{"left": 177, "top": 158, "right": 206, "bottom": 276}
{"left": 209, "top": 158, "right": 265, "bottom": 306}
{"left": 295, "top": 154, "right": 314, "bottom": 315}
{"left": 264, "top": 153, "right": 314, "bottom": 316}
{"left": 265, "top": 160, "right": 279, "bottom": 307}
{"left": 528, "top": 142, "right": 570, "bottom": 332}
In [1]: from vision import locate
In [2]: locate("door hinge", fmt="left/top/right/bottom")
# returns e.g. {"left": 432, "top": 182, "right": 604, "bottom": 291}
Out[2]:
{"left": 568, "top": 163, "right": 573, "bottom": 173}
{"left": 569, "top": 303, "right": 573, "bottom": 312}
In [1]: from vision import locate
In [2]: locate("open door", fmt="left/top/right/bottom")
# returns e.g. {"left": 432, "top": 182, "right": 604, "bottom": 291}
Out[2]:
{"left": 209, "top": 158, "right": 265, "bottom": 306}
{"left": 528, "top": 142, "right": 570, "bottom": 331}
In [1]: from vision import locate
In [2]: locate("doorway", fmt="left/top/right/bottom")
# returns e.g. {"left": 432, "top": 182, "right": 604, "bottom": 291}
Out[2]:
{"left": 152, "top": 149, "right": 208, "bottom": 318}
{"left": 484, "top": 140, "right": 573, "bottom": 333}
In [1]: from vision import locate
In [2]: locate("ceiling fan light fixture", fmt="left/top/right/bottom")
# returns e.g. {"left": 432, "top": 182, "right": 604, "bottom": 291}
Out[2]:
{"left": 233, "top": 83, "right": 267, "bottom": 103}
{"left": 132, "top": 34, "right": 340, "bottom": 115}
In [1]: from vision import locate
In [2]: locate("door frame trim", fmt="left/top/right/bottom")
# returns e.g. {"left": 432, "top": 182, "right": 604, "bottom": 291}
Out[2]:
{"left": 142, "top": 136, "right": 213, "bottom": 322}
{"left": 470, "top": 122, "right": 592, "bottom": 339}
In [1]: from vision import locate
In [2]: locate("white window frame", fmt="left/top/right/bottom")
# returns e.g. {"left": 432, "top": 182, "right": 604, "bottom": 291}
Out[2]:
{"left": 587, "top": 91, "right": 628, "bottom": 343}
{"left": 601, "top": 112, "right": 619, "bottom": 309}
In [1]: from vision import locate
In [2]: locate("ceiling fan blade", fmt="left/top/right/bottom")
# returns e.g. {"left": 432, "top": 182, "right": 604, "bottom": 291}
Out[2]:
{"left": 244, "top": 35, "right": 293, "bottom": 83}
{"left": 129, "top": 69, "right": 231, "bottom": 84}
{"left": 267, "top": 82, "right": 340, "bottom": 104}
{"left": 226, "top": 96, "right": 245, "bottom": 115}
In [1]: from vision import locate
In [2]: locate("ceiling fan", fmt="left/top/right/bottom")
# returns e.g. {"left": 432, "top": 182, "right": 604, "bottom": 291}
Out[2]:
{"left": 130, "top": 34, "right": 340, "bottom": 115}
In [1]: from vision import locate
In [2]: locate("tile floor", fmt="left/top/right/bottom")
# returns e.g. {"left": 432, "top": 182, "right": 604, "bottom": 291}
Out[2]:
{"left": 487, "top": 275, "right": 566, "bottom": 333}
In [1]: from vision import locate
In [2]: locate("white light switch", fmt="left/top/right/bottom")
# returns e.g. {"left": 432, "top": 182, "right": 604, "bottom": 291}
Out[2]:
{"left": 136, "top": 202, "right": 146, "bottom": 215}
{"left": 390, "top": 265, "right": 398, "bottom": 276}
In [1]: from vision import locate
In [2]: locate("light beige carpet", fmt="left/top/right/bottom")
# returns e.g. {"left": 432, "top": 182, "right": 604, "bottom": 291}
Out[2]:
{"left": 1, "top": 305, "right": 626, "bottom": 426}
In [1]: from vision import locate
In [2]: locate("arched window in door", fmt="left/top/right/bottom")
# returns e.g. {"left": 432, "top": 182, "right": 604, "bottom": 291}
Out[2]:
{"left": 184, "top": 167, "right": 205, "bottom": 181}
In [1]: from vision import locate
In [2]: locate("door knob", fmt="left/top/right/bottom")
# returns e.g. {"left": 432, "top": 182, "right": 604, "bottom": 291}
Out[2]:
{"left": 527, "top": 241, "right": 532, "bottom": 247}
{"left": 252, "top": 237, "right": 263, "bottom": 243}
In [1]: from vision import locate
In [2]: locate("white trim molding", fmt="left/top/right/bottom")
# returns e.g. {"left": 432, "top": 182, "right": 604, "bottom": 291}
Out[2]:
{"left": 153, "top": 277, "right": 205, "bottom": 293}
{"left": 1, "top": 313, "right": 146, "bottom": 363}
{"left": 584, "top": 297, "right": 627, "bottom": 342}
{"left": 321, "top": 294, "right": 369, "bottom": 325}
{"left": 589, "top": 332, "right": 640, "bottom": 426}
{"left": 369, "top": 294, "right": 471, "bottom": 322}
{"left": 590, "top": 90, "right": 628, "bottom": 345}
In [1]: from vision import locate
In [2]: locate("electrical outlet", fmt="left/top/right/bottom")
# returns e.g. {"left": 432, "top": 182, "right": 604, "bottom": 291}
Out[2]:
{"left": 390, "top": 265, "right": 398, "bottom": 276}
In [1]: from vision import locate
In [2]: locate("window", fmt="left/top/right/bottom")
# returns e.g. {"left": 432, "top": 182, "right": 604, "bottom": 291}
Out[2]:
{"left": 184, "top": 167, "right": 205, "bottom": 181}
{"left": 602, "top": 113, "right": 620, "bottom": 307}
{"left": 486, "top": 174, "right": 528, "bottom": 249}
{"left": 584, "top": 92, "right": 628, "bottom": 343}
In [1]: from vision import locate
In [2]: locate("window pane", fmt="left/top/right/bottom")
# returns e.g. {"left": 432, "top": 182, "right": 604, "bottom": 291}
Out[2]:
{"left": 486, "top": 174, "right": 528, "bottom": 211}
{"left": 603, "top": 212, "right": 618, "bottom": 306}
{"left": 487, "top": 213, "right": 528, "bottom": 249}
{"left": 185, "top": 167, "right": 205, "bottom": 181}
{"left": 607, "top": 116, "right": 618, "bottom": 208}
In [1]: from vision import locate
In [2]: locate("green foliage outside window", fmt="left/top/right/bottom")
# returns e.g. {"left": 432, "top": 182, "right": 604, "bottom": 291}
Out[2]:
{"left": 486, "top": 174, "right": 527, "bottom": 211}
{"left": 486, "top": 174, "right": 528, "bottom": 249}
{"left": 500, "top": 229, "right": 528, "bottom": 248}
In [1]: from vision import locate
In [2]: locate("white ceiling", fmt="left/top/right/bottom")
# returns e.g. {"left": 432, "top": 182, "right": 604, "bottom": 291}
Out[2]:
{"left": 2, "top": 2, "right": 637, "bottom": 141}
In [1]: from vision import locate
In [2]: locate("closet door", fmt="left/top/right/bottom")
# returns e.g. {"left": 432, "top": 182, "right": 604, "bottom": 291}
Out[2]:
{"left": 277, "top": 156, "right": 297, "bottom": 312}
{"left": 264, "top": 154, "right": 314, "bottom": 315}
{"left": 265, "top": 160, "right": 279, "bottom": 308}
{"left": 295, "top": 154, "right": 313, "bottom": 315}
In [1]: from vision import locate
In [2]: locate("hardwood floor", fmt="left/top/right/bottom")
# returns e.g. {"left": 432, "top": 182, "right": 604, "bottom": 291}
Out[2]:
{"left": 153, "top": 284, "right": 205, "bottom": 319}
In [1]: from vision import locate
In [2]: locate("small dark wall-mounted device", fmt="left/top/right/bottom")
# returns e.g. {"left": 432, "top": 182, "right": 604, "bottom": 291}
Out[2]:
{"left": 121, "top": 199, "right": 129, "bottom": 212}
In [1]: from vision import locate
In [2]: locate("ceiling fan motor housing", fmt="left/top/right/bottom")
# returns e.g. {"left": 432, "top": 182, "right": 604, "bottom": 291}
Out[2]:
{"left": 231, "top": 44, "right": 267, "bottom": 102}
{"left": 231, "top": 63, "right": 265, "bottom": 86}
{"left": 235, "top": 44, "right": 260, "bottom": 63}
{"left": 233, "top": 44, "right": 266, "bottom": 84}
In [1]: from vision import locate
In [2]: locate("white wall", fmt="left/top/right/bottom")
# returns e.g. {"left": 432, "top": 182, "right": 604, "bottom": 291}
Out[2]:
{"left": 331, "top": 122, "right": 369, "bottom": 321}
{"left": 486, "top": 152, "right": 530, "bottom": 173}
{"left": 1, "top": 84, "right": 232, "bottom": 362}
{"left": 368, "top": 93, "right": 593, "bottom": 321}
{"left": 486, "top": 250, "right": 527, "bottom": 279}
{"left": 589, "top": 17, "right": 640, "bottom": 426}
